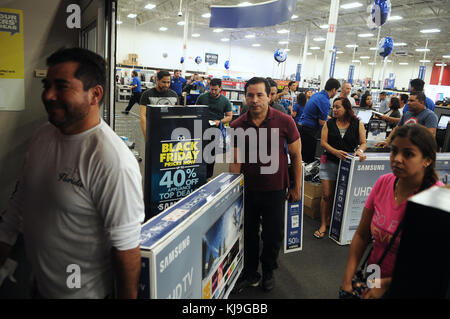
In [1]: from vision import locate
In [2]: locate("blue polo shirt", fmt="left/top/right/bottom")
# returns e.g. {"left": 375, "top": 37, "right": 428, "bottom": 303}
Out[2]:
{"left": 403, "top": 96, "right": 435, "bottom": 113}
{"left": 131, "top": 76, "right": 142, "bottom": 93}
{"left": 170, "top": 76, "right": 187, "bottom": 95}
{"left": 299, "top": 90, "right": 330, "bottom": 129}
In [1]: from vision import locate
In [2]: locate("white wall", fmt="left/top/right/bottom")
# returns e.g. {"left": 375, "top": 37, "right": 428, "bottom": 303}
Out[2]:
{"left": 117, "top": 23, "right": 432, "bottom": 89}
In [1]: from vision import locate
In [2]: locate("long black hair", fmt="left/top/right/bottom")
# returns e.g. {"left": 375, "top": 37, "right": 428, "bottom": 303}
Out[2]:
{"left": 333, "top": 97, "right": 358, "bottom": 123}
{"left": 390, "top": 124, "right": 438, "bottom": 192}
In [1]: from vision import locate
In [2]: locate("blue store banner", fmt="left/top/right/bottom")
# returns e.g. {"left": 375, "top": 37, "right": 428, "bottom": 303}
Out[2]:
{"left": 296, "top": 64, "right": 301, "bottom": 82}
{"left": 144, "top": 106, "right": 209, "bottom": 220}
{"left": 418, "top": 65, "right": 426, "bottom": 80}
{"left": 348, "top": 64, "right": 355, "bottom": 85}
{"left": 329, "top": 46, "right": 337, "bottom": 78}
{"left": 210, "top": 0, "right": 296, "bottom": 28}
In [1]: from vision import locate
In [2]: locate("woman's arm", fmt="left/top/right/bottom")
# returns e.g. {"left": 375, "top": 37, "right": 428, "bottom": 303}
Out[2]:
{"left": 355, "top": 121, "right": 367, "bottom": 161}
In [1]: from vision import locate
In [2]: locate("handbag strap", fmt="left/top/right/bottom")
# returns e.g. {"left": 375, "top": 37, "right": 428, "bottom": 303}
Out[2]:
{"left": 376, "top": 219, "right": 404, "bottom": 266}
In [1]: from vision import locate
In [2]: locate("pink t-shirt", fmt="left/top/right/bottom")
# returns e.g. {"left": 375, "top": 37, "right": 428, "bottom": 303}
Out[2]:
{"left": 364, "top": 173, "right": 443, "bottom": 278}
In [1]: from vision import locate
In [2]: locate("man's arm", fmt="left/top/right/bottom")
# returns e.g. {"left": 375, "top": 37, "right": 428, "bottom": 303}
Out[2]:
{"left": 140, "top": 105, "right": 146, "bottom": 138}
{"left": 428, "top": 127, "right": 436, "bottom": 137}
{"left": 229, "top": 147, "right": 241, "bottom": 174}
{"left": 287, "top": 138, "right": 302, "bottom": 202}
{"left": 216, "top": 111, "right": 233, "bottom": 127}
{"left": 111, "top": 246, "right": 141, "bottom": 299}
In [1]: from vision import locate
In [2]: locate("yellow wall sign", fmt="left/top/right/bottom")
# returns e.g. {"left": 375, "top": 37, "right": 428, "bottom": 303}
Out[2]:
{"left": 0, "top": 8, "right": 25, "bottom": 111}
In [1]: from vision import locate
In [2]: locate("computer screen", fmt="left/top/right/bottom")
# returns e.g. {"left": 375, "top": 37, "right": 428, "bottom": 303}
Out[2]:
{"left": 438, "top": 115, "right": 450, "bottom": 130}
{"left": 357, "top": 109, "right": 373, "bottom": 124}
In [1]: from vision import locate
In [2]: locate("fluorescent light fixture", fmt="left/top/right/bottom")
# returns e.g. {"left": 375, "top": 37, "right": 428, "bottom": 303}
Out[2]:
{"left": 159, "top": 27, "right": 168, "bottom": 31}
{"left": 252, "top": 43, "right": 261, "bottom": 47}
{"left": 127, "top": 13, "right": 137, "bottom": 18}
{"left": 346, "top": 44, "right": 358, "bottom": 48}
{"left": 420, "top": 59, "right": 431, "bottom": 63}
{"left": 291, "top": 15, "right": 298, "bottom": 19}
{"left": 336, "top": 51, "right": 343, "bottom": 54}
{"left": 238, "top": 2, "right": 252, "bottom": 6}
{"left": 443, "top": 55, "right": 450, "bottom": 58}
{"left": 284, "top": 49, "right": 291, "bottom": 52}
{"left": 352, "top": 60, "right": 361, "bottom": 63}
{"left": 116, "top": 20, "right": 123, "bottom": 24}
{"left": 336, "top": 57, "right": 339, "bottom": 59}
{"left": 221, "top": 38, "right": 230, "bottom": 42}
{"left": 177, "top": 21, "right": 185, "bottom": 26}
{"left": 360, "top": 56, "right": 370, "bottom": 59}
{"left": 399, "top": 62, "right": 409, "bottom": 65}
{"left": 313, "top": 37, "right": 326, "bottom": 41}
{"left": 415, "top": 48, "right": 430, "bottom": 52}
{"left": 277, "top": 29, "right": 290, "bottom": 34}
{"left": 369, "top": 47, "right": 377, "bottom": 50}
{"left": 245, "top": 34, "right": 255, "bottom": 38}
{"left": 388, "top": 15, "right": 402, "bottom": 21}
{"left": 436, "top": 63, "right": 447, "bottom": 67}
{"left": 279, "top": 40, "right": 289, "bottom": 44}
{"left": 341, "top": 2, "right": 362, "bottom": 9}
{"left": 386, "top": 59, "right": 392, "bottom": 62}
{"left": 420, "top": 29, "right": 440, "bottom": 33}
{"left": 307, "top": 52, "right": 312, "bottom": 55}
{"left": 320, "top": 24, "right": 329, "bottom": 29}
{"left": 213, "top": 28, "right": 224, "bottom": 33}
{"left": 358, "top": 33, "right": 373, "bottom": 38}
{"left": 394, "top": 42, "right": 407, "bottom": 46}
{"left": 201, "top": 13, "right": 211, "bottom": 18}
{"left": 368, "top": 62, "right": 376, "bottom": 65}
{"left": 144, "top": 3, "right": 156, "bottom": 10}
{"left": 310, "top": 46, "right": 320, "bottom": 50}
{"left": 192, "top": 33, "right": 200, "bottom": 37}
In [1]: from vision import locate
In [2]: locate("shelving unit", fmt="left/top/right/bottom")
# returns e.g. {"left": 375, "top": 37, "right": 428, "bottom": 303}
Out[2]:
{"left": 221, "top": 80, "right": 245, "bottom": 119}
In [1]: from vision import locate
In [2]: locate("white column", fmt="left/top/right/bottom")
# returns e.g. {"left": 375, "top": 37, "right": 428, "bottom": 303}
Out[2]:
{"left": 301, "top": 29, "right": 309, "bottom": 87}
{"left": 370, "top": 27, "right": 381, "bottom": 88}
{"left": 181, "top": 0, "right": 190, "bottom": 76}
{"left": 438, "top": 63, "right": 445, "bottom": 86}
{"left": 320, "top": 0, "right": 340, "bottom": 90}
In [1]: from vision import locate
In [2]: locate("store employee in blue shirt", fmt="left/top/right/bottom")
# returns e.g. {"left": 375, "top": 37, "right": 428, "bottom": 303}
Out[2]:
{"left": 298, "top": 78, "right": 341, "bottom": 163}
{"left": 123, "top": 70, "right": 142, "bottom": 114}
{"left": 170, "top": 69, "right": 187, "bottom": 97}
{"left": 402, "top": 78, "right": 435, "bottom": 113}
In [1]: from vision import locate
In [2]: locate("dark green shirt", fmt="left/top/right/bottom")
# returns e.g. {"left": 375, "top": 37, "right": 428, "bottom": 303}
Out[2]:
{"left": 196, "top": 92, "right": 232, "bottom": 121}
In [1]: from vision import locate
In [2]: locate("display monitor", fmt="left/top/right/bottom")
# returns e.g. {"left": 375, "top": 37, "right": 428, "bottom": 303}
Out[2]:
{"left": 357, "top": 109, "right": 373, "bottom": 124}
{"left": 438, "top": 115, "right": 450, "bottom": 130}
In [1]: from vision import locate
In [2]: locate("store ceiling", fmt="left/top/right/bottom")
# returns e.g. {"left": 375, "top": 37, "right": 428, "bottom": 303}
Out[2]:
{"left": 117, "top": 0, "right": 450, "bottom": 64}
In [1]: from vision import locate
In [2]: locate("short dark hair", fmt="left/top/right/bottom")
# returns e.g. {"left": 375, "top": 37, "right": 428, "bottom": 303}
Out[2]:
{"left": 244, "top": 77, "right": 270, "bottom": 97}
{"left": 288, "top": 81, "right": 296, "bottom": 88}
{"left": 174, "top": 69, "right": 181, "bottom": 73}
{"left": 266, "top": 78, "right": 277, "bottom": 88}
{"left": 296, "top": 93, "right": 307, "bottom": 106}
{"left": 132, "top": 70, "right": 138, "bottom": 77}
{"left": 410, "top": 78, "right": 425, "bottom": 92}
{"left": 157, "top": 70, "right": 171, "bottom": 80}
{"left": 410, "top": 91, "right": 426, "bottom": 103}
{"left": 324, "top": 78, "right": 341, "bottom": 91}
{"left": 400, "top": 93, "right": 409, "bottom": 105}
{"left": 46, "top": 47, "right": 106, "bottom": 103}
{"left": 380, "top": 91, "right": 387, "bottom": 96}
{"left": 210, "top": 78, "right": 222, "bottom": 87}
{"left": 389, "top": 97, "right": 400, "bottom": 110}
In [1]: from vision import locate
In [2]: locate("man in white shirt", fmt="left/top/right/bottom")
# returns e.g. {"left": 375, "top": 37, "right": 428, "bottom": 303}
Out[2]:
{"left": 0, "top": 48, "right": 144, "bottom": 299}
{"left": 331, "top": 82, "right": 356, "bottom": 107}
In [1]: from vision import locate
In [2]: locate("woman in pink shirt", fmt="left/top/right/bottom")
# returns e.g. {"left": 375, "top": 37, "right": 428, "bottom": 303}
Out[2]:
{"left": 340, "top": 124, "right": 443, "bottom": 299}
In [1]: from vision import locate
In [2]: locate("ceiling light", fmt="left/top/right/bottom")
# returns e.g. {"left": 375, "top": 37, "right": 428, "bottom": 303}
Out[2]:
{"left": 177, "top": 21, "right": 185, "bottom": 26}
{"left": 238, "top": 2, "right": 252, "bottom": 6}
{"left": 314, "top": 37, "right": 326, "bottom": 41}
{"left": 420, "top": 60, "right": 431, "bottom": 63}
{"left": 307, "top": 52, "right": 312, "bottom": 55}
{"left": 341, "top": 2, "right": 362, "bottom": 9}
{"left": 116, "top": 20, "right": 123, "bottom": 24}
{"left": 360, "top": 56, "right": 370, "bottom": 59}
{"left": 144, "top": 3, "right": 156, "bottom": 10}
{"left": 252, "top": 43, "right": 261, "bottom": 47}
{"left": 399, "top": 62, "right": 409, "bottom": 65}
{"left": 221, "top": 38, "right": 229, "bottom": 42}
{"left": 358, "top": 33, "right": 373, "bottom": 38}
{"left": 192, "top": 33, "right": 200, "bottom": 37}
{"left": 279, "top": 40, "right": 289, "bottom": 44}
{"left": 436, "top": 63, "right": 447, "bottom": 67}
{"left": 159, "top": 27, "right": 168, "bottom": 31}
{"left": 201, "top": 13, "right": 211, "bottom": 18}
{"left": 245, "top": 34, "right": 255, "bottom": 39}
{"left": 394, "top": 42, "right": 407, "bottom": 46}
{"left": 388, "top": 15, "right": 402, "bottom": 21}
{"left": 352, "top": 60, "right": 360, "bottom": 63}
{"left": 386, "top": 59, "right": 392, "bottom": 62}
{"left": 320, "top": 24, "right": 329, "bottom": 29}
{"left": 420, "top": 29, "right": 440, "bottom": 33}
{"left": 310, "top": 47, "right": 320, "bottom": 50}
{"left": 277, "top": 29, "right": 290, "bottom": 34}
{"left": 415, "top": 48, "right": 430, "bottom": 52}
{"left": 443, "top": 55, "right": 450, "bottom": 59}
{"left": 213, "top": 28, "right": 224, "bottom": 33}
{"left": 291, "top": 15, "right": 298, "bottom": 19}
{"left": 368, "top": 62, "right": 376, "bottom": 65}
{"left": 346, "top": 44, "right": 358, "bottom": 48}
{"left": 336, "top": 51, "right": 343, "bottom": 54}
{"left": 336, "top": 57, "right": 339, "bottom": 59}
{"left": 369, "top": 47, "right": 377, "bottom": 50}
{"left": 127, "top": 13, "right": 137, "bottom": 18}
{"left": 285, "top": 49, "right": 291, "bottom": 52}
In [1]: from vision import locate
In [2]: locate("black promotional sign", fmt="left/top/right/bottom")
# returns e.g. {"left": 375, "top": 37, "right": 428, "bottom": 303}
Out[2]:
{"left": 205, "top": 53, "right": 218, "bottom": 65}
{"left": 144, "top": 106, "right": 209, "bottom": 220}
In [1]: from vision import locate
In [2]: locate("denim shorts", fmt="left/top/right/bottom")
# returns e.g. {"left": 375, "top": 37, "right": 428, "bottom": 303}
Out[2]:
{"left": 319, "top": 160, "right": 340, "bottom": 181}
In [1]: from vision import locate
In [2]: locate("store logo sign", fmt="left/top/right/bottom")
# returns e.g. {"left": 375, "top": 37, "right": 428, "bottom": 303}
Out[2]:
{"left": 66, "top": 4, "right": 81, "bottom": 29}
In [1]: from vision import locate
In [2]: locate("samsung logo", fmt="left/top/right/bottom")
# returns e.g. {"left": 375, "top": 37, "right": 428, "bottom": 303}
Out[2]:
{"left": 160, "top": 235, "right": 190, "bottom": 273}
{"left": 357, "top": 164, "right": 385, "bottom": 171}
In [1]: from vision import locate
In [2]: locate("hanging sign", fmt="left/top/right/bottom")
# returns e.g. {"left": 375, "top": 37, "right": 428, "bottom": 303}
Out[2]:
{"left": 205, "top": 53, "right": 218, "bottom": 65}
{"left": 329, "top": 46, "right": 337, "bottom": 78}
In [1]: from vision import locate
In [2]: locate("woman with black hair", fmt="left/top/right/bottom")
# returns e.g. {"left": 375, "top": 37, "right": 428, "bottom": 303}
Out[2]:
{"left": 314, "top": 97, "right": 367, "bottom": 239}
{"left": 340, "top": 124, "right": 443, "bottom": 298}
{"left": 290, "top": 92, "right": 307, "bottom": 125}
{"left": 360, "top": 93, "right": 373, "bottom": 109}
{"left": 375, "top": 97, "right": 402, "bottom": 133}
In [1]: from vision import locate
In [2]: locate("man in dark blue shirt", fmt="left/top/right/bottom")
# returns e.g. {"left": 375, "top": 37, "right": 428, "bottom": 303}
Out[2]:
{"left": 298, "top": 78, "right": 341, "bottom": 163}
{"left": 123, "top": 70, "right": 142, "bottom": 114}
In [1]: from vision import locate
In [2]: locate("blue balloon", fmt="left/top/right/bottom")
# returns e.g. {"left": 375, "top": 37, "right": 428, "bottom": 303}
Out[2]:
{"left": 195, "top": 56, "right": 202, "bottom": 64}
{"left": 274, "top": 49, "right": 287, "bottom": 63}
{"left": 370, "top": 0, "right": 391, "bottom": 27}
{"left": 180, "top": 57, "right": 184, "bottom": 64}
{"left": 378, "top": 36, "right": 394, "bottom": 58}
{"left": 224, "top": 60, "right": 230, "bottom": 70}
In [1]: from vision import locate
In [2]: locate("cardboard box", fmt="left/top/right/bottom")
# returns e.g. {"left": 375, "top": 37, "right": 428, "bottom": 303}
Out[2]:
{"left": 304, "top": 181, "right": 322, "bottom": 198}
{"left": 303, "top": 205, "right": 320, "bottom": 220}
{"left": 304, "top": 193, "right": 321, "bottom": 209}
